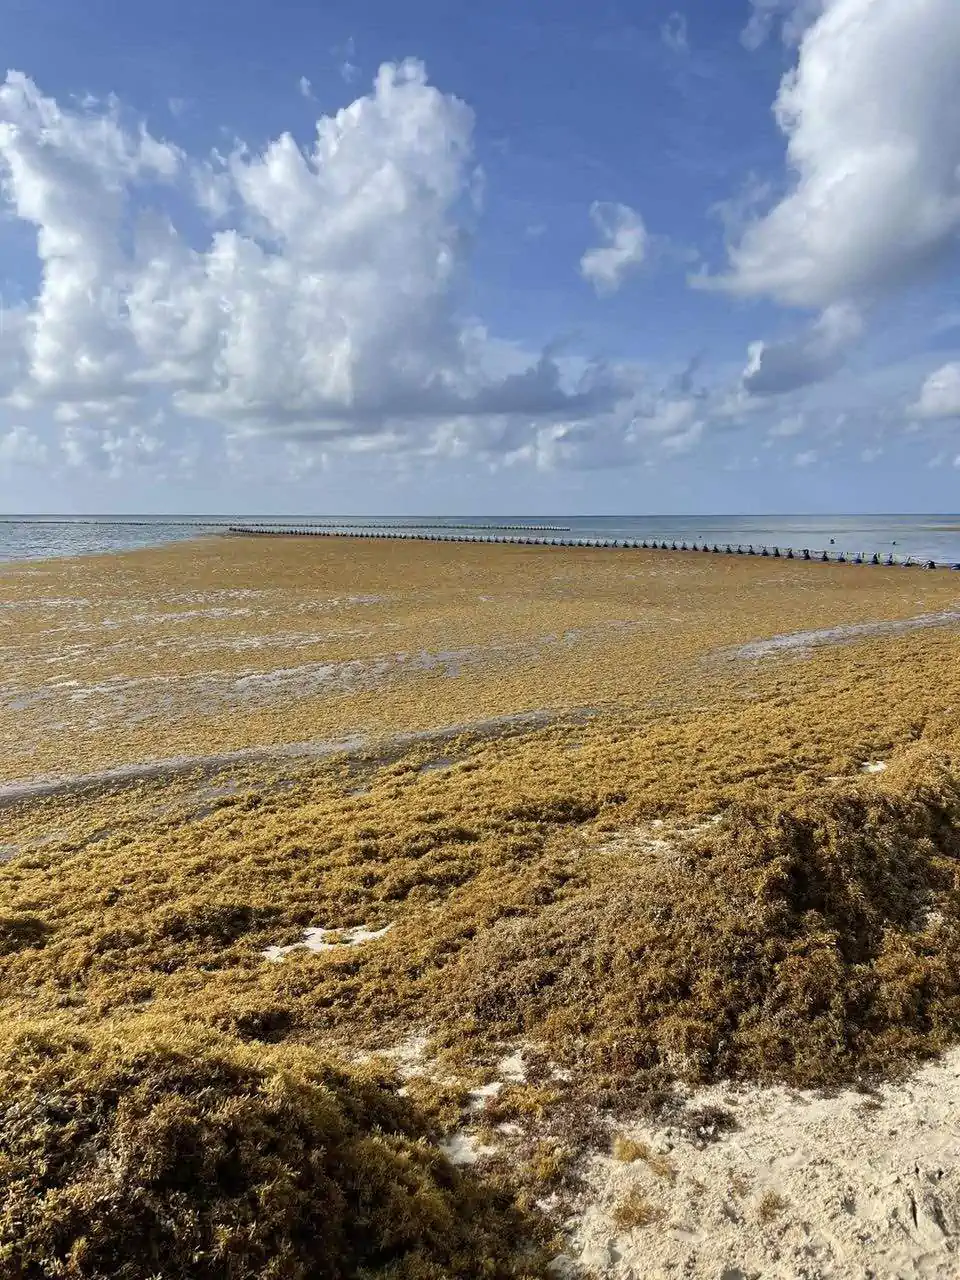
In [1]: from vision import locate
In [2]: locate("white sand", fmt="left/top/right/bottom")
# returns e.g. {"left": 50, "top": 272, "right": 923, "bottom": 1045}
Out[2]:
{"left": 440, "top": 1132, "right": 499, "bottom": 1166}
{"left": 262, "top": 923, "right": 393, "bottom": 961}
{"left": 558, "top": 1050, "right": 960, "bottom": 1279}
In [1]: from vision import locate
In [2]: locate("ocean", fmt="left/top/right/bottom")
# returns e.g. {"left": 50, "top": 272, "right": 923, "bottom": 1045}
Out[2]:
{"left": 2, "top": 514, "right": 960, "bottom": 566}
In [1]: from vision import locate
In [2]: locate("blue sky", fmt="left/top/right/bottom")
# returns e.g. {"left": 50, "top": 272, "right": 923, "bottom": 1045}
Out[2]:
{"left": 0, "top": 0, "right": 959, "bottom": 513}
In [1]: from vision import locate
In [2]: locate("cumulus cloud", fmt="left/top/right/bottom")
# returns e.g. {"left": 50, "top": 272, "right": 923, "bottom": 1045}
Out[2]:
{"left": 624, "top": 393, "right": 708, "bottom": 458}
{"left": 0, "top": 62, "right": 638, "bottom": 473}
{"left": 793, "top": 448, "right": 818, "bottom": 467}
{"left": 58, "top": 422, "right": 168, "bottom": 478}
{"left": 0, "top": 72, "right": 181, "bottom": 403}
{"left": 421, "top": 369, "right": 718, "bottom": 473}
{"left": 60, "top": 425, "right": 100, "bottom": 470}
{"left": 911, "top": 362, "right": 960, "bottom": 419}
{"left": 741, "top": 303, "right": 862, "bottom": 395}
{"left": 0, "top": 424, "right": 47, "bottom": 466}
{"left": 580, "top": 202, "right": 648, "bottom": 295}
{"left": 708, "top": 0, "right": 960, "bottom": 308}
{"left": 533, "top": 394, "right": 705, "bottom": 469}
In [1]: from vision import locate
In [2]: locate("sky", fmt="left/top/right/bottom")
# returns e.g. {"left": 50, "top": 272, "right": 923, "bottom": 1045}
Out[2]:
{"left": 0, "top": 0, "right": 959, "bottom": 514}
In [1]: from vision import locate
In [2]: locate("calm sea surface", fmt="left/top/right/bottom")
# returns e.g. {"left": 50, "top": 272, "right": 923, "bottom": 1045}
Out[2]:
{"left": 2, "top": 515, "right": 960, "bottom": 565}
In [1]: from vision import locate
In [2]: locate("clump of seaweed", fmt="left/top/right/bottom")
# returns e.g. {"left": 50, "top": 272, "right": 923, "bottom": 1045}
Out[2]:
{"left": 612, "top": 1137, "right": 677, "bottom": 1181}
{"left": 757, "top": 1190, "right": 789, "bottom": 1222}
{"left": 0, "top": 911, "right": 49, "bottom": 955}
{"left": 0, "top": 1023, "right": 548, "bottom": 1280}
{"left": 611, "top": 1187, "right": 665, "bottom": 1230}
{"left": 445, "top": 752, "right": 960, "bottom": 1088}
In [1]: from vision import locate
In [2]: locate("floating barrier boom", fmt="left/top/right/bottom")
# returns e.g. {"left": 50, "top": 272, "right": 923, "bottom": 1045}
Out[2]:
{"left": 224, "top": 526, "right": 957, "bottom": 569}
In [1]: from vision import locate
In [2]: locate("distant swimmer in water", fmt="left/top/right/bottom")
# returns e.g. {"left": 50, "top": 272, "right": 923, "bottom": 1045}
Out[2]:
{"left": 829, "top": 538, "right": 835, "bottom": 544}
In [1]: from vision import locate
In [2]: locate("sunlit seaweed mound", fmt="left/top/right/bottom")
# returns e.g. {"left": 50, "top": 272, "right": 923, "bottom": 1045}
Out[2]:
{"left": 0, "top": 1026, "right": 547, "bottom": 1280}
{"left": 444, "top": 752, "right": 960, "bottom": 1088}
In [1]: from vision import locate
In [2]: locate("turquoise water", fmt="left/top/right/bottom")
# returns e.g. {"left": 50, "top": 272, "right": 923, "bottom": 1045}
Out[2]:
{"left": 2, "top": 514, "right": 960, "bottom": 565}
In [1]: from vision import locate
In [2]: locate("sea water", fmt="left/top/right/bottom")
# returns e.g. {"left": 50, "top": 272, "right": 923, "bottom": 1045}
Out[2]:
{"left": 2, "top": 514, "right": 960, "bottom": 565}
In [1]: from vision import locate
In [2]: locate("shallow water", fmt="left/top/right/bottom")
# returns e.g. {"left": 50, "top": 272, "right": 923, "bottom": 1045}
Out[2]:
{"left": 729, "top": 609, "right": 960, "bottom": 660}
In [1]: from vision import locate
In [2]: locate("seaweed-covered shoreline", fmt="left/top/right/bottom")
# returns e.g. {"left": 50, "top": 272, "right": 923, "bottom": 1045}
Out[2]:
{"left": 2, "top": 540, "right": 960, "bottom": 1276}
{"left": 4, "top": 534, "right": 960, "bottom": 781}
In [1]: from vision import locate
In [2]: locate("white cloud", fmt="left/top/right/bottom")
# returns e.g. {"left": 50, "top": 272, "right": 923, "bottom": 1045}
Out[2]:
{"left": 60, "top": 424, "right": 100, "bottom": 470}
{"left": 0, "top": 62, "right": 629, "bottom": 472}
{"left": 660, "top": 420, "right": 703, "bottom": 454}
{"left": 59, "top": 422, "right": 167, "bottom": 478}
{"left": 626, "top": 394, "right": 707, "bottom": 457}
{"left": 768, "top": 413, "right": 805, "bottom": 438}
{"left": 708, "top": 175, "right": 773, "bottom": 245}
{"left": 298, "top": 76, "right": 312, "bottom": 99}
{"left": 0, "top": 72, "right": 181, "bottom": 403}
{"left": 709, "top": 0, "right": 960, "bottom": 308}
{"left": 191, "top": 154, "right": 233, "bottom": 220}
{"left": 793, "top": 448, "right": 818, "bottom": 467}
{"left": 741, "top": 0, "right": 822, "bottom": 49}
{"left": 525, "top": 421, "right": 628, "bottom": 472}
{"left": 0, "top": 424, "right": 47, "bottom": 466}
{"left": 860, "top": 445, "right": 883, "bottom": 462}
{"left": 426, "top": 412, "right": 612, "bottom": 473}
{"left": 335, "top": 37, "right": 360, "bottom": 84}
{"left": 101, "top": 424, "right": 162, "bottom": 476}
{"left": 661, "top": 12, "right": 689, "bottom": 53}
{"left": 0, "top": 303, "right": 29, "bottom": 390}
{"left": 911, "top": 362, "right": 960, "bottom": 419}
{"left": 632, "top": 396, "right": 698, "bottom": 438}
{"left": 580, "top": 202, "right": 648, "bottom": 295}
{"left": 931, "top": 311, "right": 960, "bottom": 336}
{"left": 742, "top": 303, "right": 862, "bottom": 395}
{"left": 421, "top": 373, "right": 719, "bottom": 473}
{"left": 283, "top": 440, "right": 328, "bottom": 479}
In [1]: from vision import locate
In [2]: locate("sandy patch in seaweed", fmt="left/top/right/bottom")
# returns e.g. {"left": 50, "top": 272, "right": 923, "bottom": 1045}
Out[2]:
{"left": 263, "top": 922, "right": 394, "bottom": 961}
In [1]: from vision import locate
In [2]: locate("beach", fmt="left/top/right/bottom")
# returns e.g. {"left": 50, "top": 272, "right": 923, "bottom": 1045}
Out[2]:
{"left": 3, "top": 535, "right": 960, "bottom": 1277}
